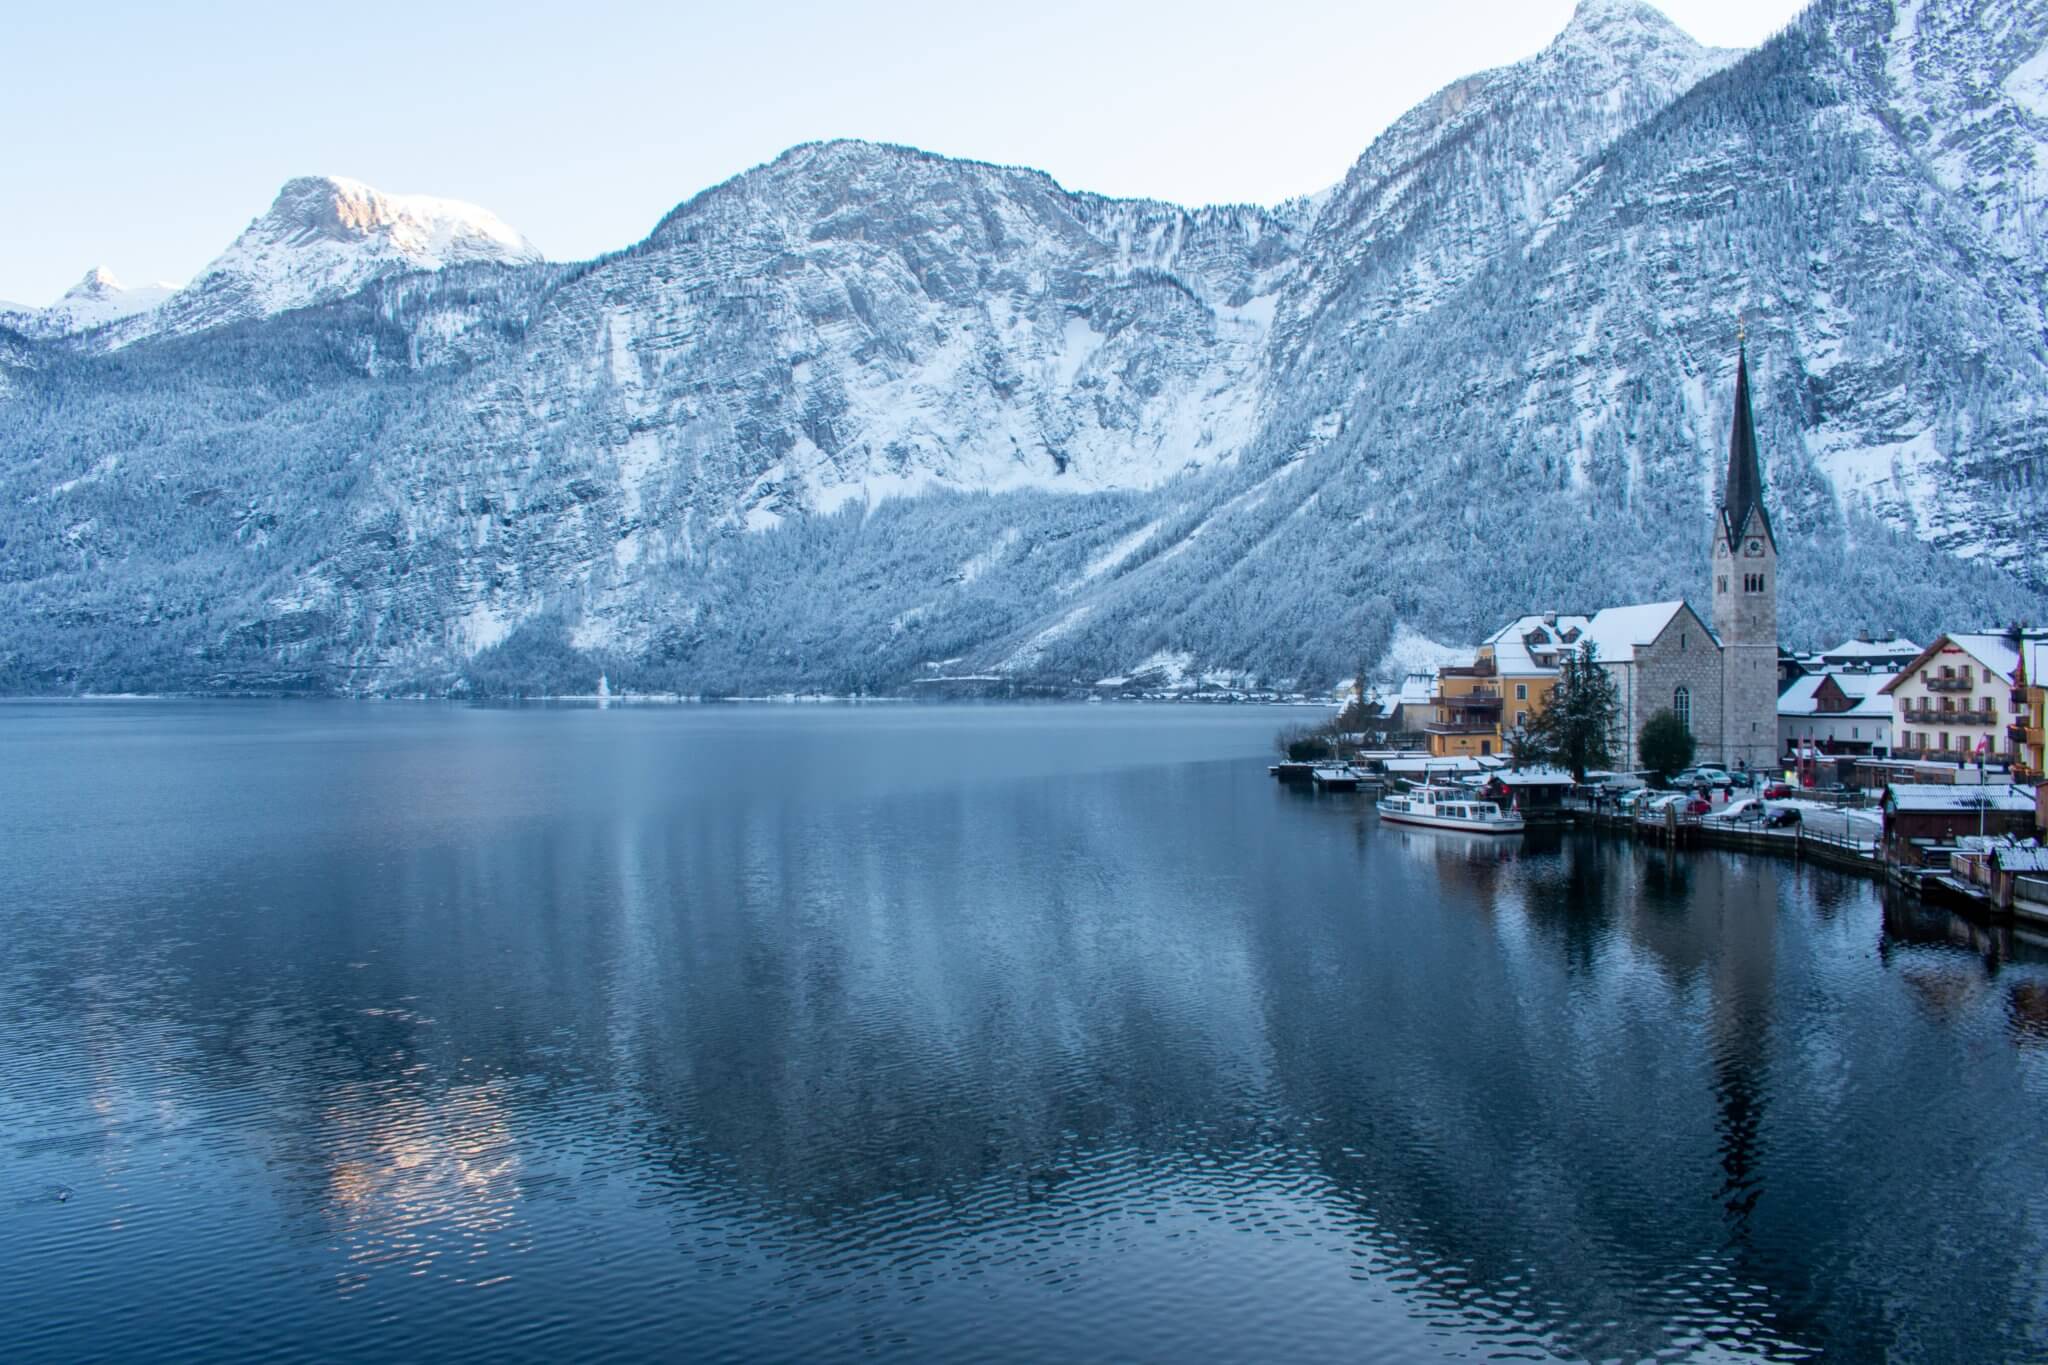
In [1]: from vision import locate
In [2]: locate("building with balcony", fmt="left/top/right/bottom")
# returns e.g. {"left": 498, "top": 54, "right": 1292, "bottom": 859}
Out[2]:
{"left": 1880, "top": 634, "right": 2030, "bottom": 765}
{"left": 2014, "top": 638, "right": 2046, "bottom": 780}
{"left": 1425, "top": 656, "right": 1506, "bottom": 757}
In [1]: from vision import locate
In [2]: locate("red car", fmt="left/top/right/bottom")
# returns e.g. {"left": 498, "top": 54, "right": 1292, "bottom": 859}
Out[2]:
{"left": 1685, "top": 797, "right": 1712, "bottom": 815}
{"left": 1762, "top": 783, "right": 1792, "bottom": 799}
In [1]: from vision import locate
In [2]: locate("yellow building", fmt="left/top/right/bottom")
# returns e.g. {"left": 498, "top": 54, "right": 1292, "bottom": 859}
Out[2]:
{"left": 1424, "top": 616, "right": 1577, "bottom": 758}
{"left": 1425, "top": 656, "right": 1504, "bottom": 757}
{"left": 2014, "top": 638, "right": 2046, "bottom": 780}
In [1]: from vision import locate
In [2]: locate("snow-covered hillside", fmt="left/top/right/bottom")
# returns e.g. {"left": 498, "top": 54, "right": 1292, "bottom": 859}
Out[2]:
{"left": 0, "top": 0, "right": 2043, "bottom": 696}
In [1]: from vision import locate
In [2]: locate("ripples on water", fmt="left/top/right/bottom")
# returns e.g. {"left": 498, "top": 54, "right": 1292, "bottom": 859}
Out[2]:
{"left": 1, "top": 702, "right": 2045, "bottom": 1361}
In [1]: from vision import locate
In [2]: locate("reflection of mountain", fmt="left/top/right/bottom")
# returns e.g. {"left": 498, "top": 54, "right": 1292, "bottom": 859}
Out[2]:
{"left": 7, "top": 714, "right": 2048, "bottom": 1359}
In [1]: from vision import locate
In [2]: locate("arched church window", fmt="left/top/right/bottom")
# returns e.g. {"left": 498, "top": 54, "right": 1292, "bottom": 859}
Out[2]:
{"left": 1674, "top": 686, "right": 1691, "bottom": 734}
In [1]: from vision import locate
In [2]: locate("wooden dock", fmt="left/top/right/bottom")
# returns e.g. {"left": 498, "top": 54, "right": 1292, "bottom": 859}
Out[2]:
{"left": 1563, "top": 803, "right": 1885, "bottom": 879}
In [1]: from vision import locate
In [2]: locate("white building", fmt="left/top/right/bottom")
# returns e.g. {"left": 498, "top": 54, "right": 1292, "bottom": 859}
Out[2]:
{"left": 1880, "top": 634, "right": 2021, "bottom": 764}
{"left": 1777, "top": 671, "right": 1893, "bottom": 758}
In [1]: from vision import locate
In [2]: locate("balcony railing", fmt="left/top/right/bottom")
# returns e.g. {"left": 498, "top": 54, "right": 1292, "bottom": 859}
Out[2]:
{"left": 1924, "top": 676, "right": 1973, "bottom": 692}
{"left": 2012, "top": 724, "right": 2032, "bottom": 743}
{"left": 1903, "top": 709, "right": 1997, "bottom": 726}
{"left": 1438, "top": 661, "right": 1498, "bottom": 679}
{"left": 1424, "top": 721, "right": 1499, "bottom": 736}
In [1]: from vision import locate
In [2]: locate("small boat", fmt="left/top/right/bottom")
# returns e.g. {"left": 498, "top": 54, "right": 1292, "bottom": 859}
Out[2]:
{"left": 1376, "top": 783, "right": 1525, "bottom": 834}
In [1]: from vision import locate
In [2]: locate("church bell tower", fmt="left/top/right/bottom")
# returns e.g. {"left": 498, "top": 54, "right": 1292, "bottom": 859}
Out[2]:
{"left": 1712, "top": 335, "right": 1779, "bottom": 773}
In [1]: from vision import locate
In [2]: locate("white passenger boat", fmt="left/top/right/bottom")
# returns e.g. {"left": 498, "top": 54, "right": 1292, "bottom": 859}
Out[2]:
{"left": 1375, "top": 783, "right": 1525, "bottom": 833}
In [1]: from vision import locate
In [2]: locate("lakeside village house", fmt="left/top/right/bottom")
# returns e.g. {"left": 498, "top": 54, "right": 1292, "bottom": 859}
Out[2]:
{"left": 1401, "top": 343, "right": 2048, "bottom": 796}
{"left": 1418, "top": 344, "right": 1781, "bottom": 774}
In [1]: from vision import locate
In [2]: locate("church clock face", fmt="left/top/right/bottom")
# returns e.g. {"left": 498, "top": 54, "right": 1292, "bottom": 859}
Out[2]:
{"left": 1745, "top": 538, "right": 1763, "bottom": 557}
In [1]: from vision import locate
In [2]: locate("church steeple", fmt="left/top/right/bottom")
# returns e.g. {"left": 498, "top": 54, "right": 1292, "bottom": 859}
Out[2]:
{"left": 1711, "top": 331, "right": 1779, "bottom": 775}
{"left": 1719, "top": 338, "right": 1770, "bottom": 551}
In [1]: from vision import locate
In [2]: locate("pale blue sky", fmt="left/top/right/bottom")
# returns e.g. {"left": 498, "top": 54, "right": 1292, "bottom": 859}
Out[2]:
{"left": 1, "top": 0, "right": 1806, "bottom": 305}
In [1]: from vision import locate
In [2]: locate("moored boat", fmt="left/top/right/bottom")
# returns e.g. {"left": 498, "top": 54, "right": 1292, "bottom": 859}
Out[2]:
{"left": 1375, "top": 783, "right": 1525, "bottom": 833}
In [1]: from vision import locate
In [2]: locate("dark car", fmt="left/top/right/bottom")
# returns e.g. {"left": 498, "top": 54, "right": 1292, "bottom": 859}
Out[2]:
{"left": 1765, "top": 807, "right": 1802, "bottom": 828}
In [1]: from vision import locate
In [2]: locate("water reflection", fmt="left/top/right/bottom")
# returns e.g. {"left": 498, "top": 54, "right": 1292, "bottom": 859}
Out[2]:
{"left": 1, "top": 704, "right": 2045, "bottom": 1362}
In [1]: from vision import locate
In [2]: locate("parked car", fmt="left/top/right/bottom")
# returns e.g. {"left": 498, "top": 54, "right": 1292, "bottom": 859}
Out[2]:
{"left": 1694, "top": 767, "right": 1732, "bottom": 787}
{"left": 1762, "top": 783, "right": 1793, "bottom": 799}
{"left": 1710, "top": 797, "right": 1765, "bottom": 823}
{"left": 1728, "top": 770, "right": 1757, "bottom": 789}
{"left": 1685, "top": 796, "right": 1712, "bottom": 815}
{"left": 1765, "top": 806, "right": 1802, "bottom": 828}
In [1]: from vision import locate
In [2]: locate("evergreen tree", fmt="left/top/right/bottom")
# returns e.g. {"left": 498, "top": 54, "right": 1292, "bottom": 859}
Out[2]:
{"left": 1639, "top": 708, "right": 1696, "bottom": 784}
{"left": 1527, "top": 643, "right": 1621, "bottom": 781}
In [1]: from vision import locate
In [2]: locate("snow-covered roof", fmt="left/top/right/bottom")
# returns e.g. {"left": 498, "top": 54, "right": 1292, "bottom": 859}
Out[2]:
{"left": 1580, "top": 601, "right": 1694, "bottom": 664}
{"left": 1489, "top": 766, "right": 1577, "bottom": 787}
{"left": 1993, "top": 846, "right": 2048, "bottom": 872}
{"left": 1482, "top": 602, "right": 1701, "bottom": 672}
{"left": 1484, "top": 613, "right": 1592, "bottom": 675}
{"left": 1777, "top": 672, "right": 1892, "bottom": 718}
{"left": 1820, "top": 636, "right": 1919, "bottom": 661}
{"left": 1880, "top": 633, "right": 2041, "bottom": 693}
{"left": 1396, "top": 672, "right": 1438, "bottom": 705}
{"left": 1884, "top": 783, "right": 2037, "bottom": 814}
{"left": 1383, "top": 755, "right": 1504, "bottom": 775}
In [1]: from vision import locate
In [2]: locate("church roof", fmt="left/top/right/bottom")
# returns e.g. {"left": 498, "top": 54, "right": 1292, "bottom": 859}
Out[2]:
{"left": 1720, "top": 345, "right": 1771, "bottom": 549}
{"left": 1581, "top": 601, "right": 1694, "bottom": 664}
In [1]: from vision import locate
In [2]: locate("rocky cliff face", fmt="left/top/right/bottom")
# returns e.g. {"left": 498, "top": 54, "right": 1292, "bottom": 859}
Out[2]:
{"left": 1, "top": 0, "right": 2043, "bottom": 696}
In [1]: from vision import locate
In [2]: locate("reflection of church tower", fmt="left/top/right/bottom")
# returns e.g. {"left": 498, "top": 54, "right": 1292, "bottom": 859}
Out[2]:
{"left": 1707, "top": 856, "right": 1778, "bottom": 1250}
{"left": 1711, "top": 339, "right": 1779, "bottom": 771}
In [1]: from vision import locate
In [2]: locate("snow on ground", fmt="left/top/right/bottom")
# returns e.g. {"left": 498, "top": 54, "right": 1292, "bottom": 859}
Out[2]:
{"left": 1097, "top": 649, "right": 1195, "bottom": 689}
{"left": 1379, "top": 624, "right": 1474, "bottom": 679}
{"left": 954, "top": 527, "right": 1021, "bottom": 585}
{"left": 1075, "top": 518, "right": 1163, "bottom": 585}
{"left": 460, "top": 603, "right": 514, "bottom": 652}
{"left": 1001, "top": 604, "right": 1093, "bottom": 672}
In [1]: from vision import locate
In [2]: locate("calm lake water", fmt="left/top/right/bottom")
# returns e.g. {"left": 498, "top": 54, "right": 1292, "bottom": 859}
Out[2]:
{"left": 2, "top": 702, "right": 2045, "bottom": 1362}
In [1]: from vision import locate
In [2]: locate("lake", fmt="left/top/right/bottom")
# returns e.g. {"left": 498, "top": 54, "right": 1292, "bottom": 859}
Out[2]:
{"left": 2, "top": 702, "right": 2044, "bottom": 1361}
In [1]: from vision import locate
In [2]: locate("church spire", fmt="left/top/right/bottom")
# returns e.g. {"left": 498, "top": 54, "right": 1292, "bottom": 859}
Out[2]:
{"left": 1720, "top": 336, "right": 1770, "bottom": 550}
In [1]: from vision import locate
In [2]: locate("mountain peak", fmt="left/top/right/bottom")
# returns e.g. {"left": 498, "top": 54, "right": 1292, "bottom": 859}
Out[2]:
{"left": 1554, "top": 0, "right": 1706, "bottom": 58}
{"left": 88, "top": 175, "right": 544, "bottom": 347}
{"left": 66, "top": 266, "right": 126, "bottom": 299}
{"left": 255, "top": 175, "right": 541, "bottom": 264}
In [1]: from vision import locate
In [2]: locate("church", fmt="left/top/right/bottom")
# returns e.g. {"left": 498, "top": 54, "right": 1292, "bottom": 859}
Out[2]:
{"left": 1459, "top": 343, "right": 1779, "bottom": 772}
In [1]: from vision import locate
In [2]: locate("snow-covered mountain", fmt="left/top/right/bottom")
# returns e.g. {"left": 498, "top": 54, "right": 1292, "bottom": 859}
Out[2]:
{"left": 92, "top": 175, "right": 542, "bottom": 346}
{"left": 1273, "top": 0, "right": 1741, "bottom": 370}
{"left": 0, "top": 267, "right": 177, "bottom": 339}
{"left": 1, "top": 0, "right": 2043, "bottom": 697}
